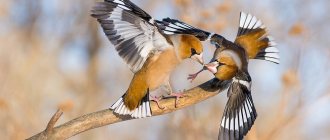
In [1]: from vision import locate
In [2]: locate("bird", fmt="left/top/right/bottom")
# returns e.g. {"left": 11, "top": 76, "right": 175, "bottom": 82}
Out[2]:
{"left": 158, "top": 12, "right": 279, "bottom": 139}
{"left": 157, "top": 12, "right": 279, "bottom": 67}
{"left": 91, "top": 0, "right": 210, "bottom": 118}
{"left": 204, "top": 38, "right": 254, "bottom": 140}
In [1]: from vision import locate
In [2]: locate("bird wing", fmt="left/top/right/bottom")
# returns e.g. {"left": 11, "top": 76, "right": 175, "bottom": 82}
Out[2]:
{"left": 91, "top": 0, "right": 170, "bottom": 73}
{"left": 156, "top": 18, "right": 211, "bottom": 41}
{"left": 235, "top": 12, "right": 279, "bottom": 64}
{"left": 106, "top": 0, "right": 154, "bottom": 23}
{"left": 219, "top": 77, "right": 257, "bottom": 140}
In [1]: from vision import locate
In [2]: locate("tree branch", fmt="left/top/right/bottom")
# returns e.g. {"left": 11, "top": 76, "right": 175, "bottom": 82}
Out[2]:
{"left": 27, "top": 79, "right": 231, "bottom": 140}
{"left": 45, "top": 109, "right": 63, "bottom": 134}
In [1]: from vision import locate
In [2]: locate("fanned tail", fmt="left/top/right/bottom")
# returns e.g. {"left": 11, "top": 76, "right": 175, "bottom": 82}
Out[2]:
{"left": 235, "top": 12, "right": 280, "bottom": 64}
{"left": 110, "top": 92, "right": 152, "bottom": 119}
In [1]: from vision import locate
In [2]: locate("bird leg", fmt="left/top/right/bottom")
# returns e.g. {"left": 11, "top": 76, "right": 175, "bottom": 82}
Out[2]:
{"left": 169, "top": 90, "right": 187, "bottom": 108}
{"left": 165, "top": 81, "right": 173, "bottom": 94}
{"left": 166, "top": 81, "right": 186, "bottom": 108}
{"left": 187, "top": 68, "right": 205, "bottom": 82}
{"left": 150, "top": 95, "right": 165, "bottom": 109}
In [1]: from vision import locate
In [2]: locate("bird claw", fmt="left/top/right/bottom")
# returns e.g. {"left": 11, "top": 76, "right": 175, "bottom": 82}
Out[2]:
{"left": 169, "top": 90, "right": 187, "bottom": 108}
{"left": 187, "top": 73, "right": 199, "bottom": 83}
{"left": 187, "top": 68, "right": 204, "bottom": 83}
{"left": 150, "top": 95, "right": 165, "bottom": 110}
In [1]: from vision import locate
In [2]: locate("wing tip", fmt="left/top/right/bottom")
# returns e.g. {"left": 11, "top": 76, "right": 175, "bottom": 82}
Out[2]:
{"left": 238, "top": 11, "right": 267, "bottom": 36}
{"left": 219, "top": 87, "right": 257, "bottom": 140}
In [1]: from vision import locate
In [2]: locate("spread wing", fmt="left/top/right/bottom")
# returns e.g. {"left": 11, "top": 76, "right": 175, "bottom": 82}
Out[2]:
{"left": 91, "top": 0, "right": 170, "bottom": 73}
{"left": 156, "top": 18, "right": 211, "bottom": 41}
{"left": 105, "top": 0, "right": 153, "bottom": 23}
{"left": 235, "top": 12, "right": 279, "bottom": 64}
{"left": 219, "top": 77, "right": 257, "bottom": 140}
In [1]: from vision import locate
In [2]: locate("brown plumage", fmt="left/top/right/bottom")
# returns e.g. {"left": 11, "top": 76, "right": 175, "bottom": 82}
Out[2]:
{"left": 215, "top": 65, "right": 238, "bottom": 80}
{"left": 213, "top": 49, "right": 239, "bottom": 80}
{"left": 178, "top": 35, "right": 204, "bottom": 59}
{"left": 211, "top": 40, "right": 247, "bottom": 80}
{"left": 92, "top": 0, "right": 206, "bottom": 118}
{"left": 204, "top": 37, "right": 255, "bottom": 140}
{"left": 185, "top": 12, "right": 278, "bottom": 140}
{"left": 125, "top": 68, "right": 148, "bottom": 110}
{"left": 235, "top": 28, "right": 269, "bottom": 59}
{"left": 124, "top": 48, "right": 180, "bottom": 110}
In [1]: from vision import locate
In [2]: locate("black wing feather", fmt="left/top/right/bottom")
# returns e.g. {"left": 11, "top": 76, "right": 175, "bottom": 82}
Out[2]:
{"left": 156, "top": 18, "right": 211, "bottom": 41}
{"left": 91, "top": 1, "right": 169, "bottom": 73}
{"left": 218, "top": 77, "right": 257, "bottom": 140}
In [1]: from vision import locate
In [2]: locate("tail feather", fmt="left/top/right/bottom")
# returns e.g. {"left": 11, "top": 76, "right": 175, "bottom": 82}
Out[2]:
{"left": 236, "top": 12, "right": 280, "bottom": 64}
{"left": 256, "top": 37, "right": 280, "bottom": 64}
{"left": 255, "top": 56, "right": 280, "bottom": 64}
{"left": 110, "top": 92, "right": 152, "bottom": 118}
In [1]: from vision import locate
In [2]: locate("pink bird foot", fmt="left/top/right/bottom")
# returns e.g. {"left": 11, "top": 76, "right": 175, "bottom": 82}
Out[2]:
{"left": 150, "top": 95, "right": 165, "bottom": 109}
{"left": 169, "top": 91, "right": 187, "bottom": 108}
{"left": 187, "top": 68, "right": 205, "bottom": 83}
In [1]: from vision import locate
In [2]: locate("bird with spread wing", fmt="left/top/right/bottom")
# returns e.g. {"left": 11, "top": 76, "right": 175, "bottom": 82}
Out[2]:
{"left": 91, "top": 0, "right": 210, "bottom": 118}
{"left": 158, "top": 12, "right": 279, "bottom": 140}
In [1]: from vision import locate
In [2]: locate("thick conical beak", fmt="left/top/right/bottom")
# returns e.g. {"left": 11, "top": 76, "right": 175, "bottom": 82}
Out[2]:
{"left": 204, "top": 62, "right": 219, "bottom": 74}
{"left": 191, "top": 53, "right": 204, "bottom": 65}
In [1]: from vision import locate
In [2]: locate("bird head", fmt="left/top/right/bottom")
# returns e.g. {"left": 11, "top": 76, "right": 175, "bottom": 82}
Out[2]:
{"left": 204, "top": 48, "right": 240, "bottom": 80}
{"left": 210, "top": 34, "right": 225, "bottom": 48}
{"left": 178, "top": 35, "right": 204, "bottom": 64}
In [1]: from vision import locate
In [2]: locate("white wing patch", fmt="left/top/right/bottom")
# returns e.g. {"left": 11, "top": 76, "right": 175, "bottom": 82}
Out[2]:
{"left": 162, "top": 20, "right": 193, "bottom": 35}
{"left": 237, "top": 12, "right": 280, "bottom": 64}
{"left": 233, "top": 77, "right": 251, "bottom": 90}
{"left": 238, "top": 12, "right": 266, "bottom": 36}
{"left": 219, "top": 78, "right": 257, "bottom": 140}
{"left": 220, "top": 96, "right": 256, "bottom": 139}
{"left": 92, "top": 2, "right": 171, "bottom": 73}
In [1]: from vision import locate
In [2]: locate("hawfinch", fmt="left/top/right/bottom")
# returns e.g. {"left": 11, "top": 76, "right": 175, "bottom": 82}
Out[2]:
{"left": 157, "top": 12, "right": 279, "bottom": 65}
{"left": 159, "top": 12, "right": 279, "bottom": 140}
{"left": 91, "top": 0, "right": 209, "bottom": 118}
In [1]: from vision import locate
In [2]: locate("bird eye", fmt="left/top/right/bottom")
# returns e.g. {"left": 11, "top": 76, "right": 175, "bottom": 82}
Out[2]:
{"left": 191, "top": 48, "right": 197, "bottom": 55}
{"left": 214, "top": 60, "right": 224, "bottom": 66}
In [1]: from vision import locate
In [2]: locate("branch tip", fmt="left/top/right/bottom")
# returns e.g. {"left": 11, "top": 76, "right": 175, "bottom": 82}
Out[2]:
{"left": 45, "top": 109, "right": 63, "bottom": 134}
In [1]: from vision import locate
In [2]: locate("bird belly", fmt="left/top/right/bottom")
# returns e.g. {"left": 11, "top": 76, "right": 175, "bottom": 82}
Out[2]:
{"left": 146, "top": 48, "right": 180, "bottom": 90}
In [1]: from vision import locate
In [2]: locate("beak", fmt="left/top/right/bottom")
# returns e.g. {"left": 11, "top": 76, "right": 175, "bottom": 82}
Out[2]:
{"left": 204, "top": 62, "right": 219, "bottom": 74}
{"left": 191, "top": 53, "right": 204, "bottom": 65}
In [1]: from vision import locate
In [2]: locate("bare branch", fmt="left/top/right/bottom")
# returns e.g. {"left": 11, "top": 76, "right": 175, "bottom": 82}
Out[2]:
{"left": 45, "top": 109, "right": 63, "bottom": 134}
{"left": 27, "top": 79, "right": 231, "bottom": 140}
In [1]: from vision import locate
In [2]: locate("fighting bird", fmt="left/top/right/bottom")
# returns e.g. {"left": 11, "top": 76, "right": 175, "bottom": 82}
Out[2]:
{"left": 157, "top": 13, "right": 279, "bottom": 68}
{"left": 159, "top": 12, "right": 279, "bottom": 139}
{"left": 91, "top": 0, "right": 210, "bottom": 118}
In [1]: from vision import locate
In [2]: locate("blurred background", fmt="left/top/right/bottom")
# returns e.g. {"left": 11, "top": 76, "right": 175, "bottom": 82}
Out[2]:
{"left": 1, "top": 0, "right": 330, "bottom": 139}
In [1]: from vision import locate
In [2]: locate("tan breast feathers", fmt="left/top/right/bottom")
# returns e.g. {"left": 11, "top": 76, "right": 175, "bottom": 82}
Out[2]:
{"left": 215, "top": 65, "right": 238, "bottom": 80}
{"left": 146, "top": 48, "right": 179, "bottom": 90}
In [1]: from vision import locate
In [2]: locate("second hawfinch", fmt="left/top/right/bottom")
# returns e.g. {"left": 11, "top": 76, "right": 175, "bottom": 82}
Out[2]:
{"left": 157, "top": 12, "right": 279, "bottom": 65}
{"left": 159, "top": 12, "right": 279, "bottom": 140}
{"left": 91, "top": 0, "right": 210, "bottom": 118}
